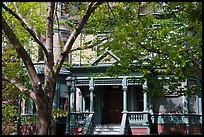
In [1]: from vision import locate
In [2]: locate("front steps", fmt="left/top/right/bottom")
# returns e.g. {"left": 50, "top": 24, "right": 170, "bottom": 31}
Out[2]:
{"left": 92, "top": 124, "right": 121, "bottom": 135}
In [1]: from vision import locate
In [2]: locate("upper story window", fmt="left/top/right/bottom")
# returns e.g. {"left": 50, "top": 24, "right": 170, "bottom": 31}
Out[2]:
{"left": 61, "top": 2, "right": 69, "bottom": 18}
{"left": 38, "top": 47, "right": 44, "bottom": 61}
{"left": 38, "top": 29, "right": 71, "bottom": 62}
{"left": 59, "top": 30, "right": 69, "bottom": 45}
{"left": 60, "top": 2, "right": 79, "bottom": 19}
{"left": 59, "top": 30, "right": 71, "bottom": 62}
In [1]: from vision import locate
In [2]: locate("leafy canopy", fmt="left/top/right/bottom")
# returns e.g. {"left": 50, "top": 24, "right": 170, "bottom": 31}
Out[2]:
{"left": 85, "top": 2, "right": 202, "bottom": 97}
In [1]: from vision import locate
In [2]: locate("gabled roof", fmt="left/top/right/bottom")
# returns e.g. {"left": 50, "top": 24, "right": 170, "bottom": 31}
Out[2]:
{"left": 90, "top": 48, "right": 120, "bottom": 66}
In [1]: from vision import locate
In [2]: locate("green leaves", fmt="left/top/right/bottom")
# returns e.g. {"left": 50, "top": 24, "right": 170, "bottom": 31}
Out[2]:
{"left": 52, "top": 109, "right": 67, "bottom": 119}
{"left": 85, "top": 2, "right": 202, "bottom": 97}
{"left": 2, "top": 2, "right": 46, "bottom": 49}
{"left": 20, "top": 115, "right": 36, "bottom": 125}
{"left": 16, "top": 2, "right": 46, "bottom": 34}
{"left": 2, "top": 105, "right": 18, "bottom": 120}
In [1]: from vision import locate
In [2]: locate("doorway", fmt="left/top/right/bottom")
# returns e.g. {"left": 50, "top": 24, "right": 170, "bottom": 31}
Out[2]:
{"left": 103, "top": 86, "right": 123, "bottom": 124}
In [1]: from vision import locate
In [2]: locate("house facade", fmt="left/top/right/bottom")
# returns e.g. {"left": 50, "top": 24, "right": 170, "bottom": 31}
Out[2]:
{"left": 17, "top": 2, "right": 202, "bottom": 135}
{"left": 18, "top": 56, "right": 202, "bottom": 135}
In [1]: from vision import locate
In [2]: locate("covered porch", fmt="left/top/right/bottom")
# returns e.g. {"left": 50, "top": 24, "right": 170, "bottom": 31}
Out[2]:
{"left": 63, "top": 64, "right": 151, "bottom": 135}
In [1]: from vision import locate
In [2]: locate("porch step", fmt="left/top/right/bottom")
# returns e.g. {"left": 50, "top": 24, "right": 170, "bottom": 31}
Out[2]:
{"left": 92, "top": 124, "right": 121, "bottom": 135}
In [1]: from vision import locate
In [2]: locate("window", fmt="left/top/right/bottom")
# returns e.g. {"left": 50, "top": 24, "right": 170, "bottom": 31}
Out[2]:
{"left": 84, "top": 93, "right": 96, "bottom": 112}
{"left": 59, "top": 83, "right": 69, "bottom": 111}
{"left": 189, "top": 95, "right": 197, "bottom": 113}
{"left": 38, "top": 47, "right": 44, "bottom": 61}
{"left": 61, "top": 2, "right": 69, "bottom": 18}
{"left": 21, "top": 98, "right": 35, "bottom": 115}
{"left": 153, "top": 97, "right": 181, "bottom": 113}
{"left": 59, "top": 30, "right": 71, "bottom": 62}
{"left": 59, "top": 98, "right": 68, "bottom": 110}
{"left": 187, "top": 79, "right": 197, "bottom": 94}
{"left": 188, "top": 78, "right": 199, "bottom": 114}
{"left": 128, "top": 85, "right": 143, "bottom": 111}
{"left": 60, "top": 2, "right": 79, "bottom": 19}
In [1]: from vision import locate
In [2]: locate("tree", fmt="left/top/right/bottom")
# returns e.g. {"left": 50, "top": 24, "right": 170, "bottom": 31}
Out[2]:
{"left": 2, "top": 2, "right": 202, "bottom": 135}
{"left": 2, "top": 2, "right": 102, "bottom": 135}
{"left": 2, "top": 31, "right": 21, "bottom": 135}
{"left": 85, "top": 2, "right": 202, "bottom": 97}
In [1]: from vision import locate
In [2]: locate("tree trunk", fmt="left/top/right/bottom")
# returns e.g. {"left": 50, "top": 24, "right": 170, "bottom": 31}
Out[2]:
{"left": 36, "top": 107, "right": 50, "bottom": 135}
{"left": 36, "top": 2, "right": 56, "bottom": 135}
{"left": 35, "top": 90, "right": 53, "bottom": 135}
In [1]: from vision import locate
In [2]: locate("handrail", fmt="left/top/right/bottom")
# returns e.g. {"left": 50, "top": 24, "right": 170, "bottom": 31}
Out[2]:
{"left": 70, "top": 112, "right": 90, "bottom": 125}
{"left": 81, "top": 113, "right": 94, "bottom": 135}
{"left": 119, "top": 113, "right": 128, "bottom": 135}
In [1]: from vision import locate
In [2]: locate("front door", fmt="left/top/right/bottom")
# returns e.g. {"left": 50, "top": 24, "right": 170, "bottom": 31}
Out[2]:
{"left": 103, "top": 86, "right": 123, "bottom": 124}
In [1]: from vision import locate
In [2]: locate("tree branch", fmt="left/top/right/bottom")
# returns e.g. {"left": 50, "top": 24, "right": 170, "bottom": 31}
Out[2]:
{"left": 54, "top": 2, "right": 103, "bottom": 75}
{"left": 158, "top": 3, "right": 187, "bottom": 18}
{"left": 13, "top": 2, "right": 46, "bottom": 42}
{"left": 70, "top": 37, "right": 107, "bottom": 52}
{"left": 106, "top": 2, "right": 116, "bottom": 20}
{"left": 2, "top": 76, "right": 32, "bottom": 97}
{"left": 2, "top": 2, "right": 49, "bottom": 60}
{"left": 139, "top": 42, "right": 168, "bottom": 55}
{"left": 70, "top": 43, "right": 96, "bottom": 52}
{"left": 2, "top": 87, "right": 8, "bottom": 93}
{"left": 45, "top": 2, "right": 55, "bottom": 65}
{"left": 2, "top": 121, "right": 10, "bottom": 133}
{"left": 2, "top": 17, "right": 42, "bottom": 92}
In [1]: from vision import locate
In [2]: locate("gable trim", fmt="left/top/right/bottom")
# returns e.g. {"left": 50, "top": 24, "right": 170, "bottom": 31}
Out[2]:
{"left": 91, "top": 48, "right": 120, "bottom": 66}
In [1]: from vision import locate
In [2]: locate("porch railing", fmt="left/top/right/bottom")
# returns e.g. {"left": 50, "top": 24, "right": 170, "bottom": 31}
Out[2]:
{"left": 151, "top": 113, "right": 202, "bottom": 124}
{"left": 128, "top": 111, "right": 150, "bottom": 125}
{"left": 81, "top": 113, "right": 94, "bottom": 135}
{"left": 70, "top": 112, "right": 90, "bottom": 125}
{"left": 119, "top": 113, "right": 130, "bottom": 135}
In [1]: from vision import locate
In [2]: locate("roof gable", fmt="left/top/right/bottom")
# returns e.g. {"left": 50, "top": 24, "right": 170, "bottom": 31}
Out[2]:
{"left": 91, "top": 48, "right": 120, "bottom": 66}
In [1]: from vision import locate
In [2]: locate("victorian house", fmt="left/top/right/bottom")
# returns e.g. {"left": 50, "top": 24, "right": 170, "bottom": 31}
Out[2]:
{"left": 17, "top": 2, "right": 202, "bottom": 135}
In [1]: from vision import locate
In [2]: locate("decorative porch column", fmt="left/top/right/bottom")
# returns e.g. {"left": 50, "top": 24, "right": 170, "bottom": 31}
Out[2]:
{"left": 197, "top": 81, "right": 202, "bottom": 115}
{"left": 79, "top": 91, "right": 83, "bottom": 112}
{"left": 89, "top": 77, "right": 94, "bottom": 112}
{"left": 142, "top": 80, "right": 150, "bottom": 134}
{"left": 53, "top": 82, "right": 60, "bottom": 109}
{"left": 142, "top": 80, "right": 148, "bottom": 112}
{"left": 198, "top": 92, "right": 202, "bottom": 115}
{"left": 70, "top": 81, "right": 76, "bottom": 126}
{"left": 22, "top": 99, "right": 26, "bottom": 114}
{"left": 183, "top": 80, "right": 189, "bottom": 114}
{"left": 183, "top": 79, "right": 189, "bottom": 134}
{"left": 83, "top": 96, "right": 85, "bottom": 112}
{"left": 71, "top": 81, "right": 76, "bottom": 113}
{"left": 122, "top": 77, "right": 128, "bottom": 112}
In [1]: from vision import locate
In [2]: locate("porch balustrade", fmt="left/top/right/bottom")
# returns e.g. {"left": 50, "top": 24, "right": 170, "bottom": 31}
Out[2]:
{"left": 151, "top": 113, "right": 202, "bottom": 124}
{"left": 128, "top": 111, "right": 150, "bottom": 125}
{"left": 17, "top": 112, "right": 202, "bottom": 135}
{"left": 70, "top": 112, "right": 90, "bottom": 125}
